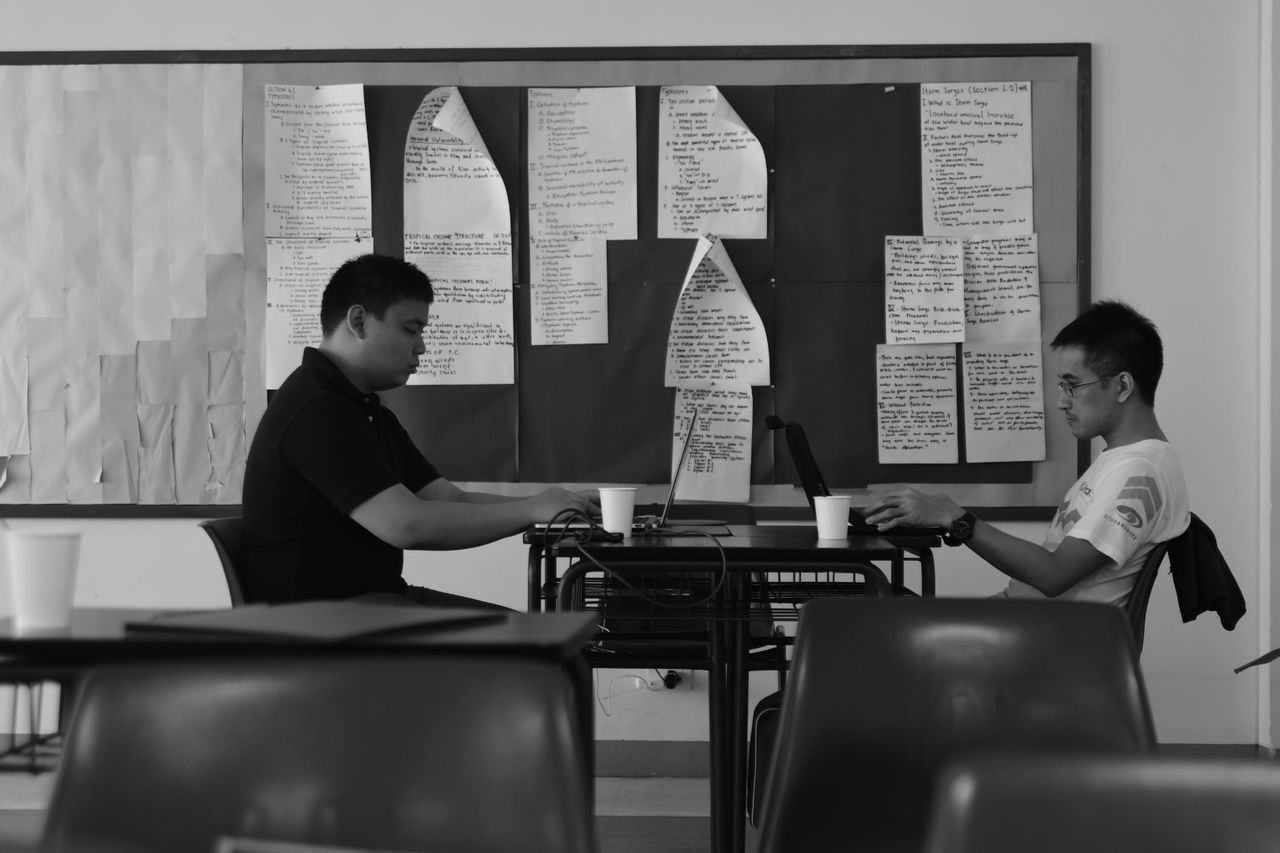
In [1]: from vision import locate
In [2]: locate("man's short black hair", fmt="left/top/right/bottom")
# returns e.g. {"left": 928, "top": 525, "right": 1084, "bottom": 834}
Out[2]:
{"left": 320, "top": 254, "right": 434, "bottom": 336}
{"left": 1051, "top": 300, "right": 1163, "bottom": 404}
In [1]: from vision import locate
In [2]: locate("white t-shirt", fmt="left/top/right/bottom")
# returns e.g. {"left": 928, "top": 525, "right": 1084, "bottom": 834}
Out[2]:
{"left": 1002, "top": 439, "right": 1190, "bottom": 606}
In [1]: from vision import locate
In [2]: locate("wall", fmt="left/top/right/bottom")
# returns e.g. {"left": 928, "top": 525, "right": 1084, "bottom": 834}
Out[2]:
{"left": 2, "top": 0, "right": 1269, "bottom": 746}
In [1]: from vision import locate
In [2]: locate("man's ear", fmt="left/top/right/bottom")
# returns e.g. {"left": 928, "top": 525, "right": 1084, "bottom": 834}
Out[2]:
{"left": 1115, "top": 371, "right": 1136, "bottom": 403}
{"left": 346, "top": 305, "right": 367, "bottom": 338}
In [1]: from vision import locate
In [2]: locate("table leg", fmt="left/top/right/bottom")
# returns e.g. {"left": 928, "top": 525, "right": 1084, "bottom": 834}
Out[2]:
{"left": 708, "top": 604, "right": 727, "bottom": 853}
{"left": 728, "top": 573, "right": 750, "bottom": 853}
{"left": 527, "top": 544, "right": 543, "bottom": 612}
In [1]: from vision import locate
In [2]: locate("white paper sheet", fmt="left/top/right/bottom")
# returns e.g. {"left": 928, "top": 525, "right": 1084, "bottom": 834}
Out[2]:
{"left": 0, "top": 263, "right": 27, "bottom": 365}
{"left": 962, "top": 343, "right": 1047, "bottom": 463}
{"left": 404, "top": 87, "right": 509, "bottom": 234}
{"left": 204, "top": 64, "right": 245, "bottom": 254}
{"left": 65, "top": 376, "right": 103, "bottom": 504}
{"left": 672, "top": 387, "right": 753, "bottom": 503}
{"left": 0, "top": 454, "right": 31, "bottom": 504}
{"left": 0, "top": 358, "right": 30, "bottom": 456}
{"left": 29, "top": 409, "right": 66, "bottom": 503}
{"left": 527, "top": 86, "right": 637, "bottom": 346}
{"left": 664, "top": 236, "right": 770, "bottom": 388}
{"left": 136, "top": 340, "right": 173, "bottom": 407}
{"left": 921, "top": 82, "right": 1033, "bottom": 236}
{"left": 264, "top": 84, "right": 373, "bottom": 240}
{"left": 885, "top": 236, "right": 965, "bottom": 345}
{"left": 528, "top": 87, "right": 637, "bottom": 241}
{"left": 403, "top": 87, "right": 514, "bottom": 383}
{"left": 101, "top": 437, "right": 138, "bottom": 504}
{"left": 100, "top": 354, "right": 140, "bottom": 443}
{"left": 404, "top": 232, "right": 515, "bottom": 385}
{"left": 136, "top": 403, "right": 176, "bottom": 505}
{"left": 173, "top": 402, "right": 212, "bottom": 504}
{"left": 529, "top": 236, "right": 608, "bottom": 346}
{"left": 876, "top": 343, "right": 959, "bottom": 464}
{"left": 657, "top": 86, "right": 768, "bottom": 239}
{"left": 963, "top": 234, "right": 1041, "bottom": 342}
{"left": 26, "top": 317, "right": 65, "bottom": 412}
{"left": 265, "top": 237, "right": 364, "bottom": 389}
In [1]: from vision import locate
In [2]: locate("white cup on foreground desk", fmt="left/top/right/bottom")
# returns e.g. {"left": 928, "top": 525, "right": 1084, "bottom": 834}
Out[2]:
{"left": 598, "top": 487, "right": 638, "bottom": 538}
{"left": 5, "top": 531, "right": 81, "bottom": 632}
{"left": 814, "top": 495, "right": 852, "bottom": 540}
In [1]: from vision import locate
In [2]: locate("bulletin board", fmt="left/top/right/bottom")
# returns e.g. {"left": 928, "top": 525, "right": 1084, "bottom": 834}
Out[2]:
{"left": 0, "top": 44, "right": 1089, "bottom": 518}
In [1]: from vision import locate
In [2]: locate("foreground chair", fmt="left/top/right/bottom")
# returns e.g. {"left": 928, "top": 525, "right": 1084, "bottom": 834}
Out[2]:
{"left": 44, "top": 656, "right": 597, "bottom": 853}
{"left": 926, "top": 753, "right": 1280, "bottom": 853}
{"left": 756, "top": 598, "right": 1156, "bottom": 853}
{"left": 198, "top": 516, "right": 247, "bottom": 606}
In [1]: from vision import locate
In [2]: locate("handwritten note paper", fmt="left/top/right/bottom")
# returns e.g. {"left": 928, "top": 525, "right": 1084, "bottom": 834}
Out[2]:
{"left": 530, "top": 236, "right": 608, "bottom": 346}
{"left": 264, "top": 85, "right": 373, "bottom": 239}
{"left": 876, "top": 344, "right": 959, "bottom": 464}
{"left": 657, "top": 86, "right": 768, "bottom": 239}
{"left": 963, "top": 234, "right": 1041, "bottom": 342}
{"left": 265, "top": 238, "right": 364, "bottom": 389}
{"left": 404, "top": 232, "right": 514, "bottom": 385}
{"left": 921, "top": 82, "right": 1033, "bottom": 235}
{"left": 404, "top": 87, "right": 509, "bottom": 234}
{"left": 403, "top": 87, "right": 513, "bottom": 384}
{"left": 665, "top": 236, "right": 770, "bottom": 388}
{"left": 962, "top": 343, "right": 1046, "bottom": 463}
{"left": 885, "top": 236, "right": 965, "bottom": 344}
{"left": 672, "top": 387, "right": 752, "bottom": 503}
{"left": 528, "top": 87, "right": 637, "bottom": 241}
{"left": 527, "top": 87, "right": 636, "bottom": 346}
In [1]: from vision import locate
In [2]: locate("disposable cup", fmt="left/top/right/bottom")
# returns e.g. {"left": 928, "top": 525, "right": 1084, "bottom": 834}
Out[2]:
{"left": 598, "top": 487, "right": 639, "bottom": 538}
{"left": 6, "top": 531, "right": 81, "bottom": 632}
{"left": 814, "top": 495, "right": 852, "bottom": 540}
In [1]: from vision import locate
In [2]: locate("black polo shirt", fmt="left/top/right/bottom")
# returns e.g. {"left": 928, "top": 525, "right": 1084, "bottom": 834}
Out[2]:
{"left": 241, "top": 348, "right": 441, "bottom": 601}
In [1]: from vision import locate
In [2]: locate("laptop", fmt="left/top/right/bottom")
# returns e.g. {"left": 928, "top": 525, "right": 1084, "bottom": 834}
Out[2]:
{"left": 846, "top": 504, "right": 944, "bottom": 538}
{"left": 534, "top": 410, "right": 730, "bottom": 536}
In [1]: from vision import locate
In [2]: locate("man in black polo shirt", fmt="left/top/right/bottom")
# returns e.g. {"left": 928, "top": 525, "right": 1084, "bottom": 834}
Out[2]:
{"left": 241, "top": 253, "right": 597, "bottom": 606}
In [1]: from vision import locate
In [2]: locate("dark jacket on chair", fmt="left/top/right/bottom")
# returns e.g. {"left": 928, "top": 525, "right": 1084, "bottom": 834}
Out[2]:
{"left": 1167, "top": 513, "right": 1245, "bottom": 631}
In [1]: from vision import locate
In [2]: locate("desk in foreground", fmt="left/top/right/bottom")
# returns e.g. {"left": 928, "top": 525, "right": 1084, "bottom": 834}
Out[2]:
{"left": 0, "top": 606, "right": 602, "bottom": 774}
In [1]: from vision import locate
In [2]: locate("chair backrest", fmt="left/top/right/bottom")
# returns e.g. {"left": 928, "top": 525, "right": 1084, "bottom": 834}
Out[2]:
{"left": 757, "top": 598, "right": 1156, "bottom": 853}
{"left": 926, "top": 753, "right": 1280, "bottom": 853}
{"left": 44, "top": 655, "right": 597, "bottom": 853}
{"left": 1123, "top": 534, "right": 1176, "bottom": 652}
{"left": 767, "top": 417, "right": 829, "bottom": 508}
{"left": 198, "top": 517, "right": 246, "bottom": 606}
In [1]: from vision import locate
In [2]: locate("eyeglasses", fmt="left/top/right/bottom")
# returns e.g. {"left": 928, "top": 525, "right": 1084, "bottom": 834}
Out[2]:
{"left": 1056, "top": 375, "right": 1115, "bottom": 398}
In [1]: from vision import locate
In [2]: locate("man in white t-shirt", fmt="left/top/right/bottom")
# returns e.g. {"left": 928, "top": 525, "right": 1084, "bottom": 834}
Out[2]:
{"left": 864, "top": 300, "right": 1190, "bottom": 607}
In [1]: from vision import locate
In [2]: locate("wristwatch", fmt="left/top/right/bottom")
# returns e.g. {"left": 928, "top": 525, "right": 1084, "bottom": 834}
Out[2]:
{"left": 943, "top": 511, "right": 977, "bottom": 547}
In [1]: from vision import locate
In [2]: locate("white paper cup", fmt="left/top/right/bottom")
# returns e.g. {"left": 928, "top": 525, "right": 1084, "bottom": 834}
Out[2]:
{"left": 598, "top": 487, "right": 638, "bottom": 538}
{"left": 814, "top": 495, "right": 852, "bottom": 540}
{"left": 6, "top": 532, "right": 81, "bottom": 632}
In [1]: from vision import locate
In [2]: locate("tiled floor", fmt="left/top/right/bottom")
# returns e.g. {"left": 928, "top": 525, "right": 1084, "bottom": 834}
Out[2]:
{"left": 0, "top": 771, "right": 52, "bottom": 846}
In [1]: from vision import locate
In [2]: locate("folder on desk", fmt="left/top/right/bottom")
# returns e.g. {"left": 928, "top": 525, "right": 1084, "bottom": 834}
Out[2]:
{"left": 125, "top": 601, "right": 504, "bottom": 642}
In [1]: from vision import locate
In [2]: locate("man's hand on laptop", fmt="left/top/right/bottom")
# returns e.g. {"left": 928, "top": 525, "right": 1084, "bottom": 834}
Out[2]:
{"left": 531, "top": 488, "right": 599, "bottom": 523}
{"left": 864, "top": 486, "right": 964, "bottom": 531}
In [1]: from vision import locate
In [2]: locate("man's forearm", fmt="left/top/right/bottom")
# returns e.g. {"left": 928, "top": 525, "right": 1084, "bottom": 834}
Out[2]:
{"left": 401, "top": 499, "right": 537, "bottom": 549}
{"left": 964, "top": 521, "right": 1064, "bottom": 595}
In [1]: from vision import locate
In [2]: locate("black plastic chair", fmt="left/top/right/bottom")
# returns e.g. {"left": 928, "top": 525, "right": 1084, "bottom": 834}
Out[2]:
{"left": 44, "top": 655, "right": 597, "bottom": 853}
{"left": 926, "top": 753, "right": 1280, "bottom": 853}
{"left": 1122, "top": 533, "right": 1174, "bottom": 652}
{"left": 198, "top": 517, "right": 247, "bottom": 606}
{"left": 756, "top": 598, "right": 1156, "bottom": 853}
